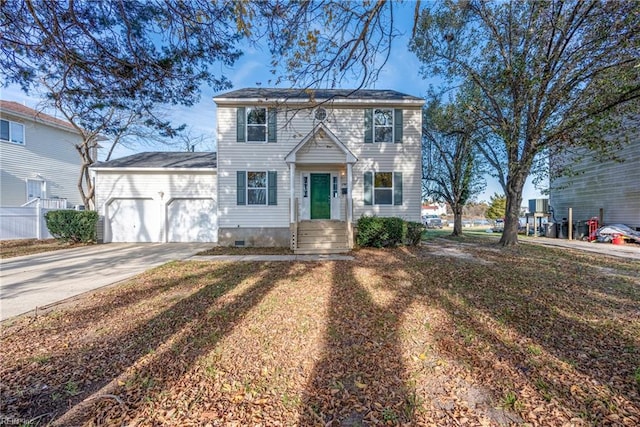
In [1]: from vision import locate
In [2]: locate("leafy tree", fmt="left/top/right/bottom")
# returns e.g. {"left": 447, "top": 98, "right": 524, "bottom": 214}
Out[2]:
{"left": 423, "top": 93, "right": 486, "bottom": 236}
{"left": 485, "top": 194, "right": 506, "bottom": 221}
{"left": 411, "top": 0, "right": 640, "bottom": 246}
{"left": 1, "top": 0, "right": 408, "bottom": 207}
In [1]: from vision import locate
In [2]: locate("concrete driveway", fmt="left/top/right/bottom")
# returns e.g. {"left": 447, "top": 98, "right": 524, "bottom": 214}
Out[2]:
{"left": 0, "top": 243, "right": 213, "bottom": 321}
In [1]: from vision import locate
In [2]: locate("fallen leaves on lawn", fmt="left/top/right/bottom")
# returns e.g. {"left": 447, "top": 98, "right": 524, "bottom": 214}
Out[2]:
{"left": 1, "top": 242, "right": 639, "bottom": 426}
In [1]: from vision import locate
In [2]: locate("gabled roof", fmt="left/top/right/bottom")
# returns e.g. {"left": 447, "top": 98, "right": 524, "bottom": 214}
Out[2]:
{"left": 285, "top": 123, "right": 357, "bottom": 164}
{"left": 0, "top": 100, "right": 78, "bottom": 133}
{"left": 92, "top": 152, "right": 217, "bottom": 170}
{"left": 214, "top": 88, "right": 424, "bottom": 106}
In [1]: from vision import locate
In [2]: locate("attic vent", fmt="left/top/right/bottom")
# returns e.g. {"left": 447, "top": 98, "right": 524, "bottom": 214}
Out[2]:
{"left": 314, "top": 108, "right": 327, "bottom": 121}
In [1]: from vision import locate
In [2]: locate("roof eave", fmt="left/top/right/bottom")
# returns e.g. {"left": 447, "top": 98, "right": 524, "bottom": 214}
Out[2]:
{"left": 91, "top": 167, "right": 217, "bottom": 172}
{"left": 213, "top": 97, "right": 424, "bottom": 107}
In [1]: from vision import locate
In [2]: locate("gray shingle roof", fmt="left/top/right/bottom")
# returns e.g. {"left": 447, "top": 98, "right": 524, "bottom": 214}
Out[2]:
{"left": 93, "top": 152, "right": 216, "bottom": 169}
{"left": 214, "top": 88, "right": 423, "bottom": 102}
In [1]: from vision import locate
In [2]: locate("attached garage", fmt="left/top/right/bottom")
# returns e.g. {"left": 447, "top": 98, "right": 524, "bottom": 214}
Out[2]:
{"left": 92, "top": 152, "right": 218, "bottom": 243}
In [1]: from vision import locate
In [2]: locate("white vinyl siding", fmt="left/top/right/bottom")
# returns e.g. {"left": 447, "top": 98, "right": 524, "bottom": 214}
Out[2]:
{"left": 550, "top": 140, "right": 640, "bottom": 228}
{"left": 0, "top": 111, "right": 82, "bottom": 207}
{"left": 217, "top": 105, "right": 422, "bottom": 226}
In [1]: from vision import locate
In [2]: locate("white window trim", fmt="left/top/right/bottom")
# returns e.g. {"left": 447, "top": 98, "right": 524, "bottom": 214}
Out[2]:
{"left": 246, "top": 107, "right": 268, "bottom": 143}
{"left": 1, "top": 119, "right": 26, "bottom": 145}
{"left": 246, "top": 170, "right": 268, "bottom": 205}
{"left": 26, "top": 178, "right": 46, "bottom": 200}
{"left": 373, "top": 108, "right": 394, "bottom": 143}
{"left": 373, "top": 171, "right": 393, "bottom": 205}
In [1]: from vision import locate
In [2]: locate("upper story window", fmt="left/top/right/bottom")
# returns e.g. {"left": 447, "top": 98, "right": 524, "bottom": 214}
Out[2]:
{"left": 1, "top": 119, "right": 25, "bottom": 145}
{"left": 237, "top": 107, "right": 277, "bottom": 143}
{"left": 374, "top": 109, "right": 393, "bottom": 143}
{"left": 364, "top": 108, "right": 403, "bottom": 144}
{"left": 314, "top": 108, "right": 327, "bottom": 121}
{"left": 247, "top": 107, "right": 267, "bottom": 142}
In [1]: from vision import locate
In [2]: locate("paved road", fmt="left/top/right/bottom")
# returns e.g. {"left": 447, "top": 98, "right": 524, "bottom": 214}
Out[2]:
{"left": 0, "top": 243, "right": 212, "bottom": 321}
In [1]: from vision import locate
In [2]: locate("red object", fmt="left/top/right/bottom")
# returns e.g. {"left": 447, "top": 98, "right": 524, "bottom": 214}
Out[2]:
{"left": 612, "top": 234, "right": 625, "bottom": 245}
{"left": 587, "top": 217, "right": 599, "bottom": 242}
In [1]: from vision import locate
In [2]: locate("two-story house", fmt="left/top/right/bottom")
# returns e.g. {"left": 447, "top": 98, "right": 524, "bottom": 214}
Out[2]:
{"left": 93, "top": 89, "right": 424, "bottom": 252}
{"left": 0, "top": 100, "right": 84, "bottom": 208}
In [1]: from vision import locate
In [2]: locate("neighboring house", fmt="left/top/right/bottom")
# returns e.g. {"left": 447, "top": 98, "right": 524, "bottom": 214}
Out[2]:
{"left": 92, "top": 152, "right": 217, "bottom": 243}
{"left": 421, "top": 203, "right": 447, "bottom": 217}
{"left": 93, "top": 88, "right": 424, "bottom": 252}
{"left": 550, "top": 138, "right": 640, "bottom": 230}
{"left": 0, "top": 100, "right": 84, "bottom": 207}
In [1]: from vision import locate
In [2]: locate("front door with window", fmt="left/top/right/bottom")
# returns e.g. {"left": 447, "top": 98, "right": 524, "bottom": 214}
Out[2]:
{"left": 310, "top": 173, "right": 331, "bottom": 219}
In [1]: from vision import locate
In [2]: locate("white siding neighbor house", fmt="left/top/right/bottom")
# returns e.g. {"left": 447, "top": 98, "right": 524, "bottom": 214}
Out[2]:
{"left": 93, "top": 88, "right": 424, "bottom": 252}
{"left": 550, "top": 138, "right": 640, "bottom": 230}
{"left": 0, "top": 100, "right": 83, "bottom": 207}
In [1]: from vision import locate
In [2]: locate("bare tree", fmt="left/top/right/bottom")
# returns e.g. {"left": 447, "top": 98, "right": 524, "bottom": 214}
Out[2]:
{"left": 423, "top": 94, "right": 486, "bottom": 236}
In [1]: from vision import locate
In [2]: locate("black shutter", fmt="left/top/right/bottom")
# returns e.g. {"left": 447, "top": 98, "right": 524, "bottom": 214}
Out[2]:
{"left": 268, "top": 171, "right": 277, "bottom": 205}
{"left": 393, "top": 172, "right": 403, "bottom": 205}
{"left": 237, "top": 107, "right": 246, "bottom": 142}
{"left": 364, "top": 109, "right": 373, "bottom": 143}
{"left": 237, "top": 171, "right": 246, "bottom": 205}
{"left": 394, "top": 109, "right": 403, "bottom": 143}
{"left": 267, "top": 108, "right": 277, "bottom": 143}
{"left": 364, "top": 172, "right": 373, "bottom": 205}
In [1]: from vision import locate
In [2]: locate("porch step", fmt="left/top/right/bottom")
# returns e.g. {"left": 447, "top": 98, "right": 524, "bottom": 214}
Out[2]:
{"left": 295, "top": 220, "right": 350, "bottom": 254}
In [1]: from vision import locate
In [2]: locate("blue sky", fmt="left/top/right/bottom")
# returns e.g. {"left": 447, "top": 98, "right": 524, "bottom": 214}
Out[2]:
{"left": 1, "top": 2, "right": 545, "bottom": 204}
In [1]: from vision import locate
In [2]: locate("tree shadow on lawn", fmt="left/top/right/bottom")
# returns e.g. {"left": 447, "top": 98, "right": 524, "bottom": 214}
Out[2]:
{"left": 410, "top": 242, "right": 640, "bottom": 424}
{"left": 301, "top": 250, "right": 421, "bottom": 425}
{"left": 1, "top": 260, "right": 320, "bottom": 425}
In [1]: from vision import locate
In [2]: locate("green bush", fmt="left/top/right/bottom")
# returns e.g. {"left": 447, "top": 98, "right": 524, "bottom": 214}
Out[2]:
{"left": 357, "top": 216, "right": 415, "bottom": 248}
{"left": 405, "top": 221, "right": 424, "bottom": 246}
{"left": 45, "top": 210, "right": 98, "bottom": 243}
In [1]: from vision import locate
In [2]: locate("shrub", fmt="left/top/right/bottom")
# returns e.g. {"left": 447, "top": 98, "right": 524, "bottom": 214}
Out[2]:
{"left": 45, "top": 210, "right": 98, "bottom": 243}
{"left": 405, "top": 221, "right": 424, "bottom": 246}
{"left": 356, "top": 216, "right": 414, "bottom": 248}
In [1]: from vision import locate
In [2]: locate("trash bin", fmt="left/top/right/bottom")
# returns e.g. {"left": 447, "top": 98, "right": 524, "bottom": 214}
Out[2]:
{"left": 546, "top": 223, "right": 557, "bottom": 238}
{"left": 561, "top": 220, "right": 568, "bottom": 239}
{"left": 576, "top": 220, "right": 589, "bottom": 240}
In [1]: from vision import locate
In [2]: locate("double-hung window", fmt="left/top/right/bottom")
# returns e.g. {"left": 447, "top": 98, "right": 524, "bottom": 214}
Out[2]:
{"left": 1, "top": 119, "right": 25, "bottom": 145}
{"left": 236, "top": 171, "right": 278, "bottom": 206}
{"left": 363, "top": 171, "right": 403, "bottom": 206}
{"left": 247, "top": 108, "right": 267, "bottom": 142}
{"left": 237, "top": 107, "right": 277, "bottom": 143}
{"left": 247, "top": 171, "right": 267, "bottom": 205}
{"left": 374, "top": 109, "right": 393, "bottom": 143}
{"left": 364, "top": 108, "right": 403, "bottom": 144}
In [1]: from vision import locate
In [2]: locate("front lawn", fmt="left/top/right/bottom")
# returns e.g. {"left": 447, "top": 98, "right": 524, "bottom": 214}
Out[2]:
{"left": 2, "top": 240, "right": 639, "bottom": 425}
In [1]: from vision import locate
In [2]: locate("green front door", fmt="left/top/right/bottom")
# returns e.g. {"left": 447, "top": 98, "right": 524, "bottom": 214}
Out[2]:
{"left": 310, "top": 173, "right": 331, "bottom": 219}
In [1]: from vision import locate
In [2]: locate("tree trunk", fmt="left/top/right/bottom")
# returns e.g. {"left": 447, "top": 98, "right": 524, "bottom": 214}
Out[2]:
{"left": 451, "top": 204, "right": 463, "bottom": 236}
{"left": 499, "top": 174, "right": 526, "bottom": 246}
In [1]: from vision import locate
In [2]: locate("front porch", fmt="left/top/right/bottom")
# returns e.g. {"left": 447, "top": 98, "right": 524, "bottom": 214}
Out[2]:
{"left": 286, "top": 123, "right": 357, "bottom": 254}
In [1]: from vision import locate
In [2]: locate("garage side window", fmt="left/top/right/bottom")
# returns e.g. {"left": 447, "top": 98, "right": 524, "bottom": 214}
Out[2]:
{"left": 237, "top": 171, "right": 277, "bottom": 206}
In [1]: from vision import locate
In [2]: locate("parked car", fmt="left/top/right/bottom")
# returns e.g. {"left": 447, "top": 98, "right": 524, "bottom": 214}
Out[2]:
{"left": 493, "top": 218, "right": 504, "bottom": 232}
{"left": 422, "top": 215, "right": 443, "bottom": 229}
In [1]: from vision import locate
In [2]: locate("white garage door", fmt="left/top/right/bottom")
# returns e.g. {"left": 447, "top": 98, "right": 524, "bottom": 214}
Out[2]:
{"left": 167, "top": 198, "right": 217, "bottom": 242}
{"left": 107, "top": 198, "right": 160, "bottom": 243}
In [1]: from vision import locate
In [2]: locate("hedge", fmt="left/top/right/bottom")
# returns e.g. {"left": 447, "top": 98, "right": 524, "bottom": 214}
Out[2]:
{"left": 45, "top": 210, "right": 98, "bottom": 243}
{"left": 356, "top": 216, "right": 424, "bottom": 248}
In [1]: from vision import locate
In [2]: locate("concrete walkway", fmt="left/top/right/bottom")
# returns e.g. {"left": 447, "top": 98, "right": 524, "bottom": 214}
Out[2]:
{"left": 0, "top": 243, "right": 212, "bottom": 321}
{"left": 190, "top": 254, "right": 353, "bottom": 262}
{"left": 522, "top": 236, "right": 640, "bottom": 261}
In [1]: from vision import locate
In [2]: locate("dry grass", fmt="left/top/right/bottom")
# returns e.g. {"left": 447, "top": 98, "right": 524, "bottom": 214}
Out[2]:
{"left": 0, "top": 238, "right": 91, "bottom": 259}
{"left": 1, "top": 239, "right": 639, "bottom": 426}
